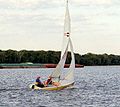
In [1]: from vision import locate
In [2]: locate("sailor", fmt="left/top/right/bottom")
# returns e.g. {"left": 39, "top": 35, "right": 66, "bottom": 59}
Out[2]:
{"left": 52, "top": 81, "right": 60, "bottom": 86}
{"left": 35, "top": 76, "right": 44, "bottom": 88}
{"left": 46, "top": 76, "right": 52, "bottom": 85}
{"left": 44, "top": 76, "right": 53, "bottom": 86}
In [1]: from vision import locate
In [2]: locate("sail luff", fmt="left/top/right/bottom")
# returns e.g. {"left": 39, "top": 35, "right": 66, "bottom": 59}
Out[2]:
{"left": 69, "top": 38, "right": 75, "bottom": 69}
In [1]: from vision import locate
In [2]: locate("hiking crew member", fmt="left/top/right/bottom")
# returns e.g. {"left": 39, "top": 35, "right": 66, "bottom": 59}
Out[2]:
{"left": 46, "top": 76, "right": 52, "bottom": 85}
{"left": 35, "top": 76, "right": 44, "bottom": 88}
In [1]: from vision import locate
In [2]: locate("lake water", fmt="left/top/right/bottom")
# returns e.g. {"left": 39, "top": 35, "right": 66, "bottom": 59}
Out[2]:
{"left": 0, "top": 66, "right": 120, "bottom": 107}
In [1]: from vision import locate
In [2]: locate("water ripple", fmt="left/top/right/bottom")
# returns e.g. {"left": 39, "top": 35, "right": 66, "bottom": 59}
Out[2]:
{"left": 0, "top": 66, "right": 120, "bottom": 107}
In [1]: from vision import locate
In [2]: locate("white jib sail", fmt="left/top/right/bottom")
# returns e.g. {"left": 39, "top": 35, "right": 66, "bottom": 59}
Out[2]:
{"left": 63, "top": 38, "right": 75, "bottom": 83}
{"left": 51, "top": 40, "right": 69, "bottom": 82}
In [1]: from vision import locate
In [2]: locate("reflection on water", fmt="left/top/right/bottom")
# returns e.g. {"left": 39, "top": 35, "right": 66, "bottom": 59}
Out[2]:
{"left": 0, "top": 66, "right": 120, "bottom": 107}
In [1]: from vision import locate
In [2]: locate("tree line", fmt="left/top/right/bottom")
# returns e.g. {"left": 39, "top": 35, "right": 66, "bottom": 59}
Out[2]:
{"left": 0, "top": 49, "right": 120, "bottom": 66}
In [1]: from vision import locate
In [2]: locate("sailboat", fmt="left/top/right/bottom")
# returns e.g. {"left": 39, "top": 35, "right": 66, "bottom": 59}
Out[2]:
{"left": 29, "top": 0, "right": 75, "bottom": 90}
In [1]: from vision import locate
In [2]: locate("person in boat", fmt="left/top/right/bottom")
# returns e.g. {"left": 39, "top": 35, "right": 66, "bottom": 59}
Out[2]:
{"left": 46, "top": 76, "right": 53, "bottom": 85}
{"left": 35, "top": 76, "right": 44, "bottom": 88}
{"left": 44, "top": 76, "right": 53, "bottom": 86}
{"left": 44, "top": 76, "right": 60, "bottom": 87}
{"left": 52, "top": 81, "right": 60, "bottom": 86}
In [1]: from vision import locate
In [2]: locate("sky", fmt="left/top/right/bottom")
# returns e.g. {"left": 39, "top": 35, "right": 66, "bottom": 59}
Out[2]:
{"left": 0, "top": 0, "right": 120, "bottom": 55}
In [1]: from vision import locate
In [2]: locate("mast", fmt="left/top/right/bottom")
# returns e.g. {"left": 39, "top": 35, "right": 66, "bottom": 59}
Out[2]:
{"left": 67, "top": 0, "right": 68, "bottom": 6}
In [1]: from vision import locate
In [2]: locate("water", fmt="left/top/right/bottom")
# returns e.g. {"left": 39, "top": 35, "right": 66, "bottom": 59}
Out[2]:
{"left": 0, "top": 66, "right": 120, "bottom": 107}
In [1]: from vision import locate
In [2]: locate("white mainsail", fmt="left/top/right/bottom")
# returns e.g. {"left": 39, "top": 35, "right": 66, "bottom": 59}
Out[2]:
{"left": 61, "top": 0, "right": 71, "bottom": 58}
{"left": 51, "top": 0, "right": 75, "bottom": 85}
{"left": 64, "top": 0, "right": 71, "bottom": 34}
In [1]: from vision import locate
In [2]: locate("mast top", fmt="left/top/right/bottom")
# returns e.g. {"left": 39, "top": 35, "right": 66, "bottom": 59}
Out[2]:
{"left": 67, "top": 0, "right": 68, "bottom": 3}
{"left": 66, "top": 0, "right": 69, "bottom": 7}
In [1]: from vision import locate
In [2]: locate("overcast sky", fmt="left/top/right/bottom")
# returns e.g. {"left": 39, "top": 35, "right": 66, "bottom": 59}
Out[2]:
{"left": 0, "top": 0, "right": 120, "bottom": 55}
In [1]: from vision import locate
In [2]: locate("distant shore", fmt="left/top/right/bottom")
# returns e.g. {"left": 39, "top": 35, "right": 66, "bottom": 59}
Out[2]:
{"left": 0, "top": 63, "right": 84, "bottom": 69}
{"left": 0, "top": 50, "right": 120, "bottom": 66}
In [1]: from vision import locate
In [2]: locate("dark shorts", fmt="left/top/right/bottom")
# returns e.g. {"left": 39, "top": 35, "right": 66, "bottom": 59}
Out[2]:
{"left": 37, "top": 84, "right": 44, "bottom": 88}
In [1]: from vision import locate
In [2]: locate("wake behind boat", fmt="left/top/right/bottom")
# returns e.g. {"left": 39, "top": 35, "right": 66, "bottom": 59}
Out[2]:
{"left": 29, "top": 0, "right": 75, "bottom": 91}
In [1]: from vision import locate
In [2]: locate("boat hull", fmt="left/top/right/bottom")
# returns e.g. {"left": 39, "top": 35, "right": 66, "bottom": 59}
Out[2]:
{"left": 29, "top": 82, "right": 74, "bottom": 91}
